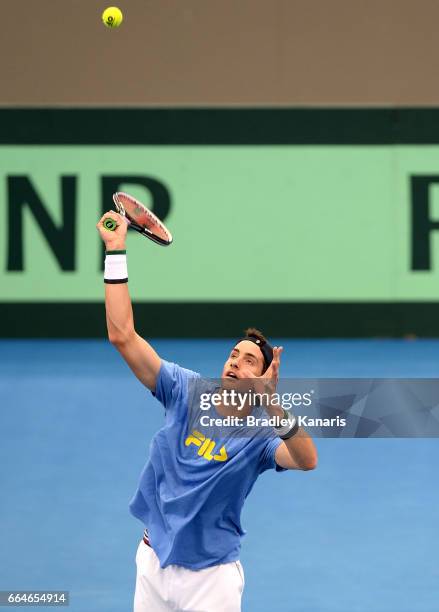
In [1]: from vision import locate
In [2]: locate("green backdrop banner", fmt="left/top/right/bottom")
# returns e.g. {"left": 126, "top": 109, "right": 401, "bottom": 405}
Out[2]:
{"left": 2, "top": 145, "right": 439, "bottom": 302}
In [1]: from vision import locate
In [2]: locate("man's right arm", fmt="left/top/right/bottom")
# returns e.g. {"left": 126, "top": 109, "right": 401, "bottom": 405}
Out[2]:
{"left": 97, "top": 211, "right": 161, "bottom": 392}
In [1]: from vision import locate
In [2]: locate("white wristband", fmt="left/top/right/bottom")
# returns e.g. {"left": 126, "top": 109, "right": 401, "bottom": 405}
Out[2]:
{"left": 104, "top": 251, "right": 128, "bottom": 284}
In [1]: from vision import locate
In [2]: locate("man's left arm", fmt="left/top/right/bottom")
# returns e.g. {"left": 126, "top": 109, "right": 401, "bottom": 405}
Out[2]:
{"left": 245, "top": 346, "right": 318, "bottom": 471}
{"left": 269, "top": 347, "right": 317, "bottom": 470}
{"left": 275, "top": 429, "right": 317, "bottom": 471}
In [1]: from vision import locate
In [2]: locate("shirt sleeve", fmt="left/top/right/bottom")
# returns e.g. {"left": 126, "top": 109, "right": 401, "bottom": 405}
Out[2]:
{"left": 153, "top": 359, "right": 200, "bottom": 411}
{"left": 259, "top": 435, "right": 288, "bottom": 473}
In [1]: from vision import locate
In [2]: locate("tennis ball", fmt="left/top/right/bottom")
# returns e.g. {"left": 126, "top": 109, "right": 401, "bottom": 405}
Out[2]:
{"left": 102, "top": 6, "right": 123, "bottom": 28}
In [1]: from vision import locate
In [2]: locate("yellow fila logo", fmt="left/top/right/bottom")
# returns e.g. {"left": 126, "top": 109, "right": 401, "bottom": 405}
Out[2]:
{"left": 185, "top": 430, "right": 228, "bottom": 462}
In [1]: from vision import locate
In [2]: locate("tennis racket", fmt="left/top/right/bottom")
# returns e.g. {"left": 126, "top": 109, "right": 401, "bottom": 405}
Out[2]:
{"left": 104, "top": 191, "right": 173, "bottom": 247}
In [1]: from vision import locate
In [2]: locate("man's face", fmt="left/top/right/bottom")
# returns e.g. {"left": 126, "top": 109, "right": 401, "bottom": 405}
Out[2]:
{"left": 221, "top": 340, "right": 265, "bottom": 379}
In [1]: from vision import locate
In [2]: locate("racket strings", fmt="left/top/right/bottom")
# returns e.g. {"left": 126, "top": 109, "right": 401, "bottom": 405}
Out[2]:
{"left": 112, "top": 192, "right": 173, "bottom": 246}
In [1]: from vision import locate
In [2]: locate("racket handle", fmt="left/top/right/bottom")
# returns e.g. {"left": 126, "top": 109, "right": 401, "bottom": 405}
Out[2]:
{"left": 103, "top": 218, "right": 118, "bottom": 231}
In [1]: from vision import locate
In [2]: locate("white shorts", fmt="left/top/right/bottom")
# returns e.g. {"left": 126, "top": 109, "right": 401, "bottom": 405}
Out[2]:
{"left": 133, "top": 539, "right": 245, "bottom": 612}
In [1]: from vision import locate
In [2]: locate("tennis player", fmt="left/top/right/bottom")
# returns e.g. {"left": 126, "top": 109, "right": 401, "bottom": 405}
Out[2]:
{"left": 97, "top": 212, "right": 318, "bottom": 612}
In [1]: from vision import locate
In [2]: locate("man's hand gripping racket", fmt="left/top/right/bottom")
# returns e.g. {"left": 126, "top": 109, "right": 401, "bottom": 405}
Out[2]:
{"left": 97, "top": 210, "right": 128, "bottom": 252}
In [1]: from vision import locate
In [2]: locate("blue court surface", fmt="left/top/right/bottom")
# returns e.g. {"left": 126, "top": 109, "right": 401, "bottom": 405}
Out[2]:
{"left": 1, "top": 339, "right": 438, "bottom": 612}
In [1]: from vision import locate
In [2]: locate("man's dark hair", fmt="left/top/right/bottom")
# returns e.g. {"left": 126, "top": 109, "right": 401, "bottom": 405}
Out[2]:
{"left": 243, "top": 327, "right": 268, "bottom": 344}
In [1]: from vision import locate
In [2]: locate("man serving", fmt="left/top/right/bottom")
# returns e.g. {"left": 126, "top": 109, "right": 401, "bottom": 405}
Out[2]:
{"left": 97, "top": 211, "right": 318, "bottom": 612}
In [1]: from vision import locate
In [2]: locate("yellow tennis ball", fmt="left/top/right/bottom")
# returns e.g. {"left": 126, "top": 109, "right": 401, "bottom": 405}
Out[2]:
{"left": 102, "top": 6, "right": 123, "bottom": 28}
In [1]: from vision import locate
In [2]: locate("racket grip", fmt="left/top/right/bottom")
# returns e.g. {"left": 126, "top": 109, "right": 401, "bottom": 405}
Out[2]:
{"left": 103, "top": 218, "right": 118, "bottom": 231}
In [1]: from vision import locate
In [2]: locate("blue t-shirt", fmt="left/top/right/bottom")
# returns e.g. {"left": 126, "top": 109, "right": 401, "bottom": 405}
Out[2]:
{"left": 129, "top": 360, "right": 286, "bottom": 569}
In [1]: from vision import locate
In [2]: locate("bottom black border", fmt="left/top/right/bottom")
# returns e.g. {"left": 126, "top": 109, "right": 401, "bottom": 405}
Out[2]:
{"left": 0, "top": 302, "right": 437, "bottom": 338}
